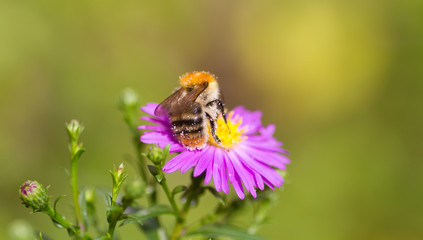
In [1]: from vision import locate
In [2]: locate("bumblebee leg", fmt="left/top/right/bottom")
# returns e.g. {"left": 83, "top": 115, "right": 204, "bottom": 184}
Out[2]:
{"left": 207, "top": 99, "right": 229, "bottom": 129}
{"left": 215, "top": 99, "right": 230, "bottom": 133}
{"left": 218, "top": 100, "right": 228, "bottom": 125}
{"left": 206, "top": 113, "right": 222, "bottom": 145}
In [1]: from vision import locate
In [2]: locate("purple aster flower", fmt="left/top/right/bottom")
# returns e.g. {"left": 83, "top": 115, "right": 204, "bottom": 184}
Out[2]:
{"left": 139, "top": 103, "right": 290, "bottom": 199}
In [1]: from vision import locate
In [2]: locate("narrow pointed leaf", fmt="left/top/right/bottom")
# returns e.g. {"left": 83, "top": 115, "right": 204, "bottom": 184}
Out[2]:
{"left": 120, "top": 205, "right": 173, "bottom": 227}
{"left": 53, "top": 195, "right": 66, "bottom": 214}
{"left": 172, "top": 185, "right": 187, "bottom": 196}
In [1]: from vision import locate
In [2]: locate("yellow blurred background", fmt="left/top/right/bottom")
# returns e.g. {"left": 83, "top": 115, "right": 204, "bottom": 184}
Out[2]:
{"left": 1, "top": 0, "right": 422, "bottom": 239}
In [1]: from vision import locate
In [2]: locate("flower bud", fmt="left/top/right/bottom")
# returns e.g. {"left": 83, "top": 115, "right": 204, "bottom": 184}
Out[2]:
{"left": 110, "top": 163, "right": 127, "bottom": 193}
{"left": 145, "top": 145, "right": 170, "bottom": 166}
{"left": 66, "top": 120, "right": 84, "bottom": 142}
{"left": 116, "top": 163, "right": 126, "bottom": 183}
{"left": 19, "top": 180, "right": 50, "bottom": 212}
{"left": 84, "top": 187, "right": 95, "bottom": 204}
{"left": 124, "top": 179, "right": 145, "bottom": 200}
{"left": 118, "top": 89, "right": 139, "bottom": 110}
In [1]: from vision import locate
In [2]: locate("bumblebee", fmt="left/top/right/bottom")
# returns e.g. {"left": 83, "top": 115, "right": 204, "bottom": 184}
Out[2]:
{"left": 155, "top": 71, "right": 227, "bottom": 150}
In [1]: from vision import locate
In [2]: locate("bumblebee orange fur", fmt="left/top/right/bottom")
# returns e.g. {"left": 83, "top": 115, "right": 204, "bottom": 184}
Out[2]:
{"left": 178, "top": 137, "right": 207, "bottom": 150}
{"left": 179, "top": 71, "right": 216, "bottom": 87}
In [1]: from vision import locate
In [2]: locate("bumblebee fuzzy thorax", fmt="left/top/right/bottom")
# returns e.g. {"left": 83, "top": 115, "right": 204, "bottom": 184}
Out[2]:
{"left": 179, "top": 71, "right": 216, "bottom": 88}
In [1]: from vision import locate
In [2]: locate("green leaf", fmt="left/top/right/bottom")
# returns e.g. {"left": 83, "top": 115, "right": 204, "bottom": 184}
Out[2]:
{"left": 53, "top": 195, "right": 66, "bottom": 214}
{"left": 147, "top": 165, "right": 164, "bottom": 183}
{"left": 172, "top": 185, "right": 187, "bottom": 196}
{"left": 79, "top": 189, "right": 88, "bottom": 228}
{"left": 106, "top": 205, "right": 123, "bottom": 223}
{"left": 119, "top": 215, "right": 143, "bottom": 227}
{"left": 37, "top": 232, "right": 44, "bottom": 240}
{"left": 187, "top": 224, "right": 268, "bottom": 240}
{"left": 120, "top": 205, "right": 173, "bottom": 227}
{"left": 154, "top": 173, "right": 164, "bottom": 183}
{"left": 147, "top": 165, "right": 159, "bottom": 176}
{"left": 162, "top": 144, "right": 170, "bottom": 159}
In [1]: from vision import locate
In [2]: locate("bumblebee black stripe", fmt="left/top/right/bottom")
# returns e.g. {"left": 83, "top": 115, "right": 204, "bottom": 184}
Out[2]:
{"left": 174, "top": 126, "right": 204, "bottom": 135}
{"left": 171, "top": 117, "right": 203, "bottom": 127}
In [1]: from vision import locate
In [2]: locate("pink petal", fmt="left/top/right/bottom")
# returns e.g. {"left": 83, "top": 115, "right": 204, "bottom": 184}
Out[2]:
{"left": 193, "top": 146, "right": 213, "bottom": 177}
{"left": 140, "top": 116, "right": 167, "bottom": 125}
{"left": 141, "top": 132, "right": 170, "bottom": 144}
{"left": 220, "top": 158, "right": 229, "bottom": 194}
{"left": 141, "top": 103, "right": 159, "bottom": 116}
{"left": 138, "top": 125, "right": 168, "bottom": 131}
{"left": 254, "top": 172, "right": 264, "bottom": 190}
{"left": 234, "top": 148, "right": 284, "bottom": 187}
{"left": 205, "top": 159, "right": 213, "bottom": 185}
{"left": 232, "top": 172, "right": 245, "bottom": 200}
{"left": 227, "top": 151, "right": 257, "bottom": 198}
{"left": 163, "top": 151, "right": 192, "bottom": 173}
{"left": 212, "top": 149, "right": 224, "bottom": 192}
{"left": 180, "top": 150, "right": 204, "bottom": 174}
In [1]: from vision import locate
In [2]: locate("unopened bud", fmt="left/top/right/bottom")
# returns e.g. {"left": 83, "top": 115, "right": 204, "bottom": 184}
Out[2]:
{"left": 145, "top": 145, "right": 170, "bottom": 166}
{"left": 84, "top": 187, "right": 95, "bottom": 204}
{"left": 124, "top": 179, "right": 145, "bottom": 200}
{"left": 118, "top": 89, "right": 139, "bottom": 110}
{"left": 19, "top": 180, "right": 50, "bottom": 212}
{"left": 66, "top": 120, "right": 84, "bottom": 142}
{"left": 116, "top": 163, "right": 125, "bottom": 181}
{"left": 110, "top": 163, "right": 127, "bottom": 190}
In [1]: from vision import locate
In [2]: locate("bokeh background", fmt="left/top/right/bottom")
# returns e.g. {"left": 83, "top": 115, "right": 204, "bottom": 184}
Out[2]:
{"left": 1, "top": 0, "right": 422, "bottom": 239}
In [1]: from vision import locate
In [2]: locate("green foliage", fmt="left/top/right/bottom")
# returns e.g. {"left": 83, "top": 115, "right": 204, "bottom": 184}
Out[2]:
{"left": 17, "top": 90, "right": 272, "bottom": 240}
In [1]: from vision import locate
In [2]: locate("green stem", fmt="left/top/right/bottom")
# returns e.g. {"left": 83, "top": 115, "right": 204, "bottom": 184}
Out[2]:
{"left": 169, "top": 176, "right": 202, "bottom": 240}
{"left": 169, "top": 195, "right": 191, "bottom": 240}
{"left": 124, "top": 112, "right": 166, "bottom": 237}
{"left": 122, "top": 107, "right": 149, "bottom": 185}
{"left": 105, "top": 199, "right": 132, "bottom": 239}
{"left": 107, "top": 220, "right": 118, "bottom": 239}
{"left": 159, "top": 178, "right": 180, "bottom": 219}
{"left": 45, "top": 206, "right": 78, "bottom": 236}
{"left": 127, "top": 115, "right": 156, "bottom": 204}
{"left": 70, "top": 144, "right": 83, "bottom": 230}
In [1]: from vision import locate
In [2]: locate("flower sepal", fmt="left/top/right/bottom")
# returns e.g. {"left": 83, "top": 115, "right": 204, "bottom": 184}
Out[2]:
{"left": 19, "top": 180, "right": 51, "bottom": 213}
{"left": 143, "top": 144, "right": 170, "bottom": 167}
{"left": 147, "top": 165, "right": 164, "bottom": 183}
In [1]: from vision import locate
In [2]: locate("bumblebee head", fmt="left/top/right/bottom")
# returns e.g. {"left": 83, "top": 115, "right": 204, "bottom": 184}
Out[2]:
{"left": 179, "top": 71, "right": 216, "bottom": 88}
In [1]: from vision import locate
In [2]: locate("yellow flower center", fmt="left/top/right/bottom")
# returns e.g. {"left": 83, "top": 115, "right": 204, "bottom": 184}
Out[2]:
{"left": 208, "top": 112, "right": 247, "bottom": 149}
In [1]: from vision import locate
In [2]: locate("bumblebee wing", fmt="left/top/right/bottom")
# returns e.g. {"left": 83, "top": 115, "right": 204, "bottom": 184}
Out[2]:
{"left": 154, "top": 83, "right": 208, "bottom": 117}
{"left": 154, "top": 88, "right": 185, "bottom": 117}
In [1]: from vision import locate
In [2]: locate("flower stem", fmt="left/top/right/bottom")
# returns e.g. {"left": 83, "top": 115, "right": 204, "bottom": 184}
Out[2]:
{"left": 45, "top": 206, "right": 78, "bottom": 236}
{"left": 70, "top": 142, "right": 84, "bottom": 231}
{"left": 66, "top": 120, "right": 85, "bottom": 231}
{"left": 169, "top": 176, "right": 202, "bottom": 240}
{"left": 169, "top": 195, "right": 191, "bottom": 240}
{"left": 159, "top": 178, "right": 180, "bottom": 219}
{"left": 120, "top": 97, "right": 167, "bottom": 238}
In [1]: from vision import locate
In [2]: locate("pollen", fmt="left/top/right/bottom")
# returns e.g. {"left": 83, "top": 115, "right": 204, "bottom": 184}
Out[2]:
{"left": 208, "top": 112, "right": 247, "bottom": 149}
{"left": 179, "top": 71, "right": 216, "bottom": 87}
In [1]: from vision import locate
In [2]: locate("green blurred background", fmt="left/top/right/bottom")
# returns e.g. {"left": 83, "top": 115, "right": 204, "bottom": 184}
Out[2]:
{"left": 1, "top": 0, "right": 422, "bottom": 239}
